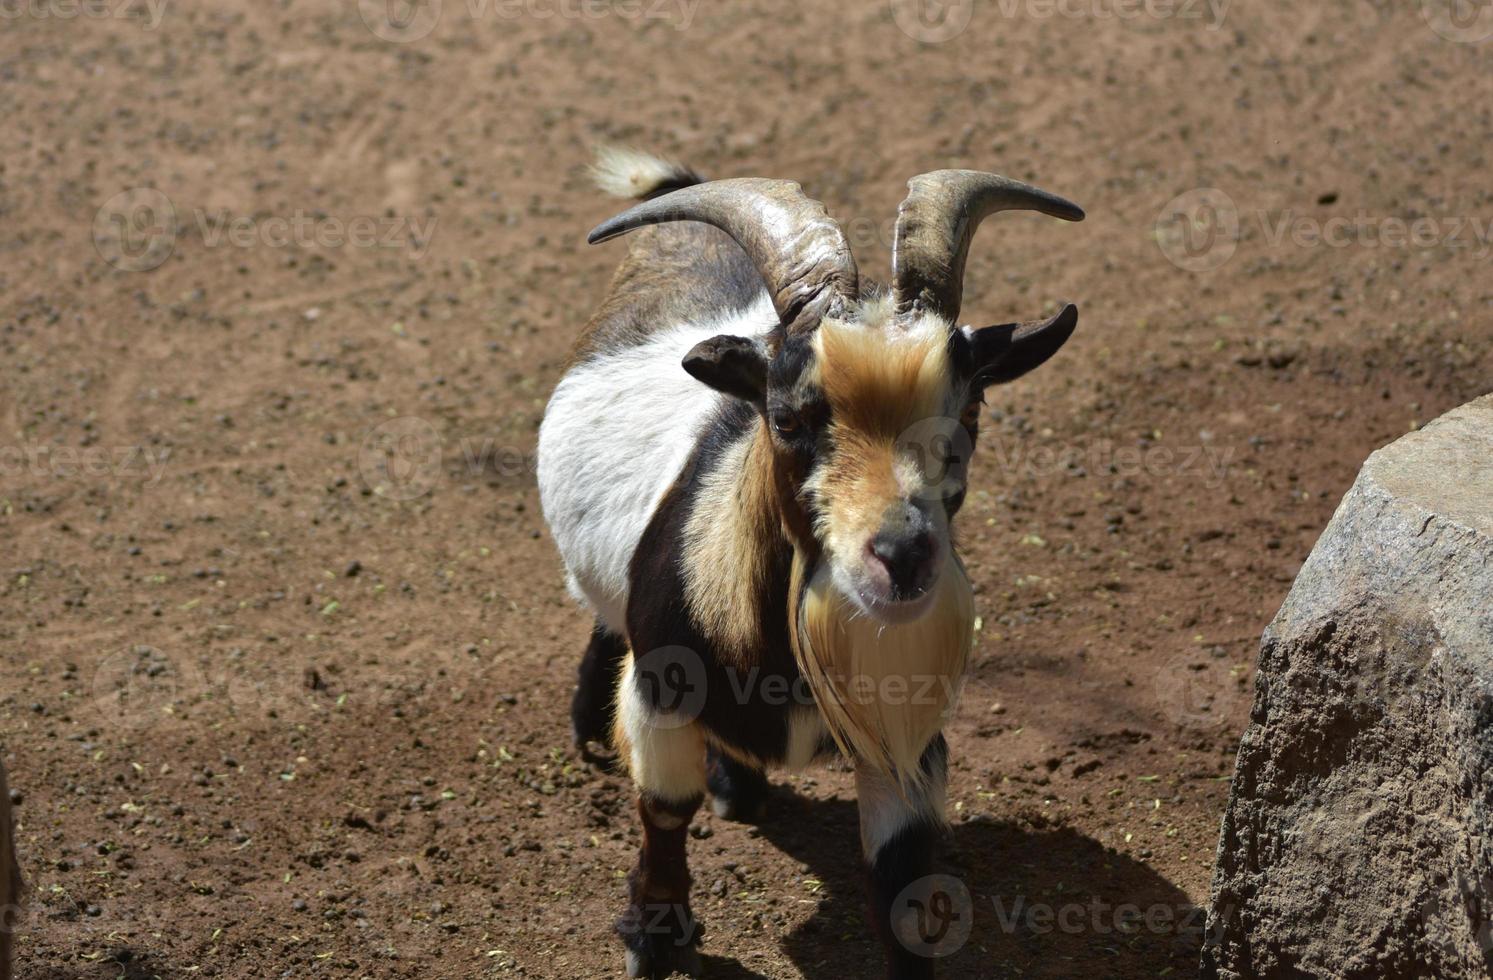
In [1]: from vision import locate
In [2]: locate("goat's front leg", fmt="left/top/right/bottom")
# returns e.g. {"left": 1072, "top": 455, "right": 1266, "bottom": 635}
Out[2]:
{"left": 613, "top": 655, "right": 707, "bottom": 979}
{"left": 857, "top": 735, "right": 964, "bottom": 980}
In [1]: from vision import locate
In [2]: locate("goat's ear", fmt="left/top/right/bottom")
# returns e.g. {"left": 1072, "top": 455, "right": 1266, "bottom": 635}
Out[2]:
{"left": 968, "top": 304, "right": 1078, "bottom": 387}
{"left": 682, "top": 334, "right": 768, "bottom": 406}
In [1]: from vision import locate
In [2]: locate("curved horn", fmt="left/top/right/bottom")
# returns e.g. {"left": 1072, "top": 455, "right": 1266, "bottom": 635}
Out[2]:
{"left": 892, "top": 170, "right": 1084, "bottom": 325}
{"left": 588, "top": 178, "right": 859, "bottom": 336}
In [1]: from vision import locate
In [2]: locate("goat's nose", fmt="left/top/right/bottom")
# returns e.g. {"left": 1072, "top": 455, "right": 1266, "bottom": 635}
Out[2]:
{"left": 867, "top": 531, "right": 939, "bottom": 599}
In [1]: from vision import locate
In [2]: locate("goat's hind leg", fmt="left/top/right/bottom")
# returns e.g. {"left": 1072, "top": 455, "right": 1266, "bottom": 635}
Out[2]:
{"left": 706, "top": 744, "right": 769, "bottom": 823}
{"left": 571, "top": 622, "right": 627, "bottom": 756}
{"left": 614, "top": 655, "right": 707, "bottom": 979}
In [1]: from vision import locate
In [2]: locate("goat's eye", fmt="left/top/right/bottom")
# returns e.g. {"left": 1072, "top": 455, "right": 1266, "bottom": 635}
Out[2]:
{"left": 771, "top": 411, "right": 800, "bottom": 436}
{"left": 960, "top": 401, "right": 982, "bottom": 427}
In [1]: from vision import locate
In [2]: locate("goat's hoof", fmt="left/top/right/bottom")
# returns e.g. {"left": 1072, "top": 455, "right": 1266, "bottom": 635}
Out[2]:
{"left": 624, "top": 942, "right": 703, "bottom": 978}
{"left": 571, "top": 716, "right": 611, "bottom": 750}
{"left": 575, "top": 733, "right": 618, "bottom": 767}
{"left": 571, "top": 704, "right": 616, "bottom": 758}
{"left": 710, "top": 795, "right": 765, "bottom": 824}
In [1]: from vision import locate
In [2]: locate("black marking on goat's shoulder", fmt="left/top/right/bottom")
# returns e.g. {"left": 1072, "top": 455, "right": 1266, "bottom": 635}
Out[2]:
{"left": 626, "top": 401, "right": 809, "bottom": 765}
{"left": 697, "top": 399, "right": 758, "bottom": 471}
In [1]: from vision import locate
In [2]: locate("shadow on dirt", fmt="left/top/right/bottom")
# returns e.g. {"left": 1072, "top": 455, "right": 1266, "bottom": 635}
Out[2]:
{"left": 742, "top": 786, "right": 1203, "bottom": 980}
{"left": 699, "top": 953, "right": 775, "bottom": 979}
{"left": 30, "top": 949, "right": 171, "bottom": 980}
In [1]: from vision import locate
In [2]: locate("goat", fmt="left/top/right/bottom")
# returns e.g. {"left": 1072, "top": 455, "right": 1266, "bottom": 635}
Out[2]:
{"left": 537, "top": 148, "right": 1083, "bottom": 979}
{"left": 0, "top": 758, "right": 18, "bottom": 980}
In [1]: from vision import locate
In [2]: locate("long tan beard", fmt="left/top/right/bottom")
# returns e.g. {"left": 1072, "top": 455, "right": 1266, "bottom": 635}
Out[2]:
{"left": 790, "top": 552, "right": 974, "bottom": 793}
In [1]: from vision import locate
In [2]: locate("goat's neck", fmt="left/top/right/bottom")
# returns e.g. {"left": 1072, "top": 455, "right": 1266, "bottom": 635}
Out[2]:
{"left": 680, "top": 420, "right": 789, "bottom": 664}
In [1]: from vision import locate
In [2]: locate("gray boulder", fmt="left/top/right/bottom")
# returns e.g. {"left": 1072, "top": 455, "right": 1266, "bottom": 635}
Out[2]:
{"left": 1204, "top": 395, "right": 1493, "bottom": 979}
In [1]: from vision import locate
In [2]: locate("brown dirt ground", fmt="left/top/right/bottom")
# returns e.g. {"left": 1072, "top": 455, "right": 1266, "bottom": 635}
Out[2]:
{"left": 1, "top": 1, "right": 1489, "bottom": 977}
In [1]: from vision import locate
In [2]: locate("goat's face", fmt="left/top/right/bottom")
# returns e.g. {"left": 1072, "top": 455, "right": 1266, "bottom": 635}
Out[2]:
{"left": 684, "top": 297, "right": 1073, "bottom": 625}
{"left": 786, "top": 306, "right": 965, "bottom": 623}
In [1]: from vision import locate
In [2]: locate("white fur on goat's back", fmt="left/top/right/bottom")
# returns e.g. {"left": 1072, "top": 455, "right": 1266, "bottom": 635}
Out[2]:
{"left": 537, "top": 297, "right": 776, "bottom": 633}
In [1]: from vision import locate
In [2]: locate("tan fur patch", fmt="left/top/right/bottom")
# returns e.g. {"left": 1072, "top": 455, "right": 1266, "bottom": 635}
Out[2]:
{"left": 809, "top": 316, "right": 959, "bottom": 559}
{"left": 813, "top": 314, "right": 952, "bottom": 439}
{"left": 681, "top": 425, "right": 784, "bottom": 662}
{"left": 792, "top": 552, "right": 974, "bottom": 791}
